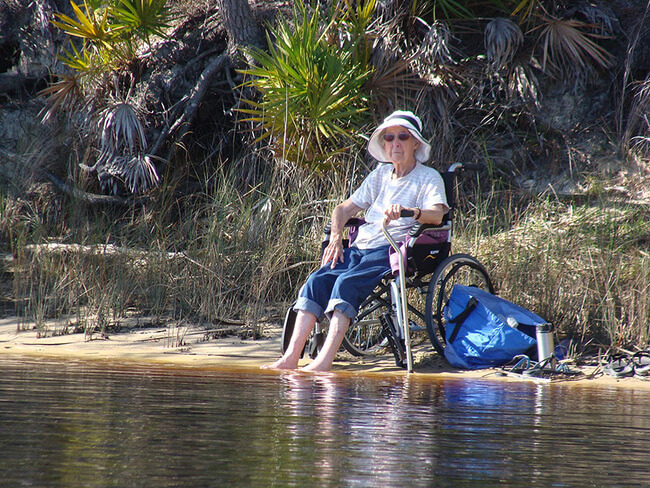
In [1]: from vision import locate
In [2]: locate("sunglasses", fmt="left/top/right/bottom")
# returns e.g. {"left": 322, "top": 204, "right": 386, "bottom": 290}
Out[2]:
{"left": 382, "top": 132, "right": 411, "bottom": 142}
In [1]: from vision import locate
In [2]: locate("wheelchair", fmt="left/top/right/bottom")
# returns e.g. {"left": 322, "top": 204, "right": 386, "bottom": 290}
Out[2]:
{"left": 281, "top": 163, "right": 494, "bottom": 369}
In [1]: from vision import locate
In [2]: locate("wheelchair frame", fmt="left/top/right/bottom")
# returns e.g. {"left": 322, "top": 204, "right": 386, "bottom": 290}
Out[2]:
{"left": 281, "top": 163, "right": 494, "bottom": 370}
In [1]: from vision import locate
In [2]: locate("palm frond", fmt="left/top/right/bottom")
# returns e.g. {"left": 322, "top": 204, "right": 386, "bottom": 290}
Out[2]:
{"left": 122, "top": 154, "right": 160, "bottom": 193}
{"left": 52, "top": 0, "right": 114, "bottom": 48}
{"left": 420, "top": 20, "right": 455, "bottom": 65}
{"left": 38, "top": 73, "right": 85, "bottom": 121}
{"left": 511, "top": 0, "right": 540, "bottom": 23}
{"left": 238, "top": 3, "right": 373, "bottom": 168}
{"left": 112, "top": 0, "right": 174, "bottom": 43}
{"left": 566, "top": 3, "right": 618, "bottom": 37}
{"left": 485, "top": 18, "right": 523, "bottom": 70}
{"left": 533, "top": 15, "right": 613, "bottom": 83}
{"left": 508, "top": 63, "right": 540, "bottom": 109}
{"left": 99, "top": 101, "right": 147, "bottom": 156}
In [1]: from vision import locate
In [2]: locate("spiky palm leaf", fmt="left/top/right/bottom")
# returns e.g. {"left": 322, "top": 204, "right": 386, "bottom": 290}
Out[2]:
{"left": 511, "top": 0, "right": 541, "bottom": 23}
{"left": 508, "top": 63, "right": 540, "bottom": 109}
{"left": 99, "top": 101, "right": 147, "bottom": 155}
{"left": 420, "top": 20, "right": 455, "bottom": 65}
{"left": 52, "top": 0, "right": 115, "bottom": 49}
{"left": 94, "top": 101, "right": 158, "bottom": 194}
{"left": 485, "top": 18, "right": 524, "bottom": 70}
{"left": 567, "top": 3, "right": 617, "bottom": 37}
{"left": 38, "top": 73, "right": 85, "bottom": 121}
{"left": 533, "top": 16, "right": 613, "bottom": 83}
{"left": 112, "top": 0, "right": 173, "bottom": 43}
{"left": 239, "top": 3, "right": 373, "bottom": 168}
{"left": 122, "top": 154, "right": 160, "bottom": 193}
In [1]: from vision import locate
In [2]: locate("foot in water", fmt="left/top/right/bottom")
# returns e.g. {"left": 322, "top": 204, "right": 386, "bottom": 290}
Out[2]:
{"left": 299, "top": 359, "right": 333, "bottom": 373}
{"left": 260, "top": 357, "right": 299, "bottom": 370}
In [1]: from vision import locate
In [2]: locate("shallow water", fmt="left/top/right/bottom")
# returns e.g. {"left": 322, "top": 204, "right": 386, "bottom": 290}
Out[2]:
{"left": 0, "top": 357, "right": 648, "bottom": 487}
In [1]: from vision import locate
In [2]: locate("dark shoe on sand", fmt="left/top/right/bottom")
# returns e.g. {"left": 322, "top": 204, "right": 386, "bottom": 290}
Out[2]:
{"left": 632, "top": 351, "right": 650, "bottom": 377}
{"left": 603, "top": 355, "right": 635, "bottom": 378}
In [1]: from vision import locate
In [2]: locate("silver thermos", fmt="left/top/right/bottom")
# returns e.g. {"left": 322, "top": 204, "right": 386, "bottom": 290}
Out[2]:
{"left": 536, "top": 323, "right": 555, "bottom": 366}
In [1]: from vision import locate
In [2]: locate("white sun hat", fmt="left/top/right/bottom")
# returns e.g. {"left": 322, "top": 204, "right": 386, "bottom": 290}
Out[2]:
{"left": 367, "top": 110, "right": 431, "bottom": 163}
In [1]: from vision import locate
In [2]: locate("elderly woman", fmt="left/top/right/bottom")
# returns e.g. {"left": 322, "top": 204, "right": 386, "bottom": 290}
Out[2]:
{"left": 263, "top": 110, "right": 449, "bottom": 372}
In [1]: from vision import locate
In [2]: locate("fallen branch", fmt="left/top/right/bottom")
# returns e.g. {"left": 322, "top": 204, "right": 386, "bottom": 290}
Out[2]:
{"left": 45, "top": 170, "right": 148, "bottom": 207}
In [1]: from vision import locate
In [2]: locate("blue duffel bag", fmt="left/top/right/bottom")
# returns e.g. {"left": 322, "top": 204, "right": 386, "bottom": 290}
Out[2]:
{"left": 444, "top": 285, "right": 543, "bottom": 369}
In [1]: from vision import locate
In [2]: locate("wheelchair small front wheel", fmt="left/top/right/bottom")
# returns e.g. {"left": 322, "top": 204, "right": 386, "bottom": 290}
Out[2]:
{"left": 281, "top": 305, "right": 325, "bottom": 360}
{"left": 342, "top": 293, "right": 392, "bottom": 356}
{"left": 425, "top": 254, "right": 494, "bottom": 355}
{"left": 282, "top": 290, "right": 392, "bottom": 358}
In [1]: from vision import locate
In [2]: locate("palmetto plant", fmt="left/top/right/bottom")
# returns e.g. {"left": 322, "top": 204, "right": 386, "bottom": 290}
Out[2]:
{"left": 111, "top": 0, "right": 172, "bottom": 44}
{"left": 532, "top": 15, "right": 613, "bottom": 84}
{"left": 93, "top": 101, "right": 159, "bottom": 194}
{"left": 485, "top": 18, "right": 523, "bottom": 70}
{"left": 45, "top": 0, "right": 172, "bottom": 193}
{"left": 239, "top": 3, "right": 374, "bottom": 168}
{"left": 420, "top": 20, "right": 455, "bottom": 65}
{"left": 38, "top": 73, "right": 85, "bottom": 122}
{"left": 52, "top": 0, "right": 173, "bottom": 76}
{"left": 51, "top": 0, "right": 116, "bottom": 49}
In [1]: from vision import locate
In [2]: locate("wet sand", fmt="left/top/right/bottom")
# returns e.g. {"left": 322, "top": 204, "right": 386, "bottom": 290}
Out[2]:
{"left": 1, "top": 317, "right": 648, "bottom": 389}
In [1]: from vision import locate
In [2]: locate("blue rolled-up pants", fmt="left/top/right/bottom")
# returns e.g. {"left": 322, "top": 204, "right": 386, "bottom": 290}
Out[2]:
{"left": 294, "top": 245, "right": 391, "bottom": 321}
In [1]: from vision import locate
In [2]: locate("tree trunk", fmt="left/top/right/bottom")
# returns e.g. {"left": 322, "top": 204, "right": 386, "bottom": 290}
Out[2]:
{"left": 216, "top": 0, "right": 264, "bottom": 56}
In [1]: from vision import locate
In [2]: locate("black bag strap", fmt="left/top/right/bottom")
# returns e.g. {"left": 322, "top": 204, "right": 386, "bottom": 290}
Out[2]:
{"left": 447, "top": 297, "right": 478, "bottom": 344}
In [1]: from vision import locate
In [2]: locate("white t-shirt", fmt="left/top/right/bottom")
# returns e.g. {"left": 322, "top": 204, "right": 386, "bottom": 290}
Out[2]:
{"left": 350, "top": 163, "right": 449, "bottom": 249}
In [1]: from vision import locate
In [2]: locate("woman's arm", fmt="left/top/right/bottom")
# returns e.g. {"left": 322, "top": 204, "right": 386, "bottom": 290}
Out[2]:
{"left": 384, "top": 203, "right": 446, "bottom": 225}
{"left": 322, "top": 199, "right": 363, "bottom": 268}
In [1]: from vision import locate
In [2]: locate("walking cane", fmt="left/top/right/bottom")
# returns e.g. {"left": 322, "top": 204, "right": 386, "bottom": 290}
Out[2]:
{"left": 382, "top": 212, "right": 414, "bottom": 373}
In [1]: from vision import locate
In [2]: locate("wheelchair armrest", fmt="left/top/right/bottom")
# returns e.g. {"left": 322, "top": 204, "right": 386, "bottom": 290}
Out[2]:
{"left": 408, "top": 220, "right": 451, "bottom": 238}
{"left": 323, "top": 217, "right": 366, "bottom": 236}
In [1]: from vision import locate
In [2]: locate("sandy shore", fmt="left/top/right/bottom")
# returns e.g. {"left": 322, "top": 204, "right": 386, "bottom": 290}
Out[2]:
{"left": 1, "top": 316, "right": 649, "bottom": 389}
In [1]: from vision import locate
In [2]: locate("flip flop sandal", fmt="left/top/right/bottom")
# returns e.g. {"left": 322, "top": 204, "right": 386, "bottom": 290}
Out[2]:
{"left": 603, "top": 355, "right": 635, "bottom": 378}
{"left": 632, "top": 351, "right": 650, "bottom": 377}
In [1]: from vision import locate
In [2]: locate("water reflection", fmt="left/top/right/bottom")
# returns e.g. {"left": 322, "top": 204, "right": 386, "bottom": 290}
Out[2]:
{"left": 0, "top": 358, "right": 649, "bottom": 487}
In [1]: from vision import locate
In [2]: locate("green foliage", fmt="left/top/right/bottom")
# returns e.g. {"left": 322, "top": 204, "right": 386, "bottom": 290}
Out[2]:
{"left": 112, "top": 0, "right": 173, "bottom": 44}
{"left": 44, "top": 0, "right": 172, "bottom": 194}
{"left": 50, "top": 0, "right": 173, "bottom": 91}
{"left": 238, "top": 2, "right": 374, "bottom": 169}
{"left": 510, "top": 0, "right": 540, "bottom": 22}
{"left": 52, "top": 1, "right": 115, "bottom": 47}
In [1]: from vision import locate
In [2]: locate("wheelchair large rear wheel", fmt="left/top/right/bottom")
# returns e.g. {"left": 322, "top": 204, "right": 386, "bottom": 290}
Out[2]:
{"left": 424, "top": 254, "right": 494, "bottom": 355}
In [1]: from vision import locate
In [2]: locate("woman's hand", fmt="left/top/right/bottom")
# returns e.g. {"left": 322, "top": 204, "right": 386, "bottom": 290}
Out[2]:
{"left": 384, "top": 204, "right": 407, "bottom": 223}
{"left": 321, "top": 239, "right": 345, "bottom": 268}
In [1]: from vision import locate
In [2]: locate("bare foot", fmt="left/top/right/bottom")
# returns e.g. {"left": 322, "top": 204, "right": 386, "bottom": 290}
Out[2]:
{"left": 260, "top": 357, "right": 299, "bottom": 370}
{"left": 300, "top": 361, "right": 332, "bottom": 372}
